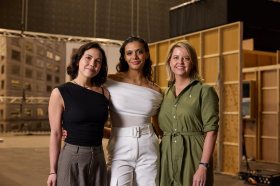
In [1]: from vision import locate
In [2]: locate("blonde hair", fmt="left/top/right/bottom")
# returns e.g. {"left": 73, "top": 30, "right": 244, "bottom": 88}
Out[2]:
{"left": 165, "top": 40, "right": 200, "bottom": 83}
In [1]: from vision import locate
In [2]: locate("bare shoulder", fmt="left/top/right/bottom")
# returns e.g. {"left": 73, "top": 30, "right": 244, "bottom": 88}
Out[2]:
{"left": 49, "top": 88, "right": 64, "bottom": 107}
{"left": 148, "top": 81, "right": 162, "bottom": 93}
{"left": 50, "top": 88, "right": 61, "bottom": 99}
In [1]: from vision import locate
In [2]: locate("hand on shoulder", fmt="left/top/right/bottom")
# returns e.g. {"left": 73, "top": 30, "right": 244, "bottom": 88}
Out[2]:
{"left": 102, "top": 86, "right": 110, "bottom": 100}
{"left": 148, "top": 81, "right": 162, "bottom": 93}
{"left": 108, "top": 73, "right": 124, "bottom": 82}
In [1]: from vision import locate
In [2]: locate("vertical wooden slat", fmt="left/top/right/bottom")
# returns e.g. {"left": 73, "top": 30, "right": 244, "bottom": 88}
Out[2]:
{"left": 238, "top": 22, "right": 243, "bottom": 172}
{"left": 217, "top": 27, "right": 223, "bottom": 172}
{"left": 277, "top": 68, "right": 280, "bottom": 162}
{"left": 257, "top": 70, "right": 262, "bottom": 159}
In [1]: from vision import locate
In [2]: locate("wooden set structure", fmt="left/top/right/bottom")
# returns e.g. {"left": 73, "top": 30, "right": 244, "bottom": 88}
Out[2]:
{"left": 149, "top": 21, "right": 280, "bottom": 175}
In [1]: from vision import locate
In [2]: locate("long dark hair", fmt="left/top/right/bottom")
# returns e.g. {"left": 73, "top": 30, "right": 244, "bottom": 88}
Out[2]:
{"left": 67, "top": 42, "right": 108, "bottom": 86}
{"left": 116, "top": 36, "right": 153, "bottom": 81}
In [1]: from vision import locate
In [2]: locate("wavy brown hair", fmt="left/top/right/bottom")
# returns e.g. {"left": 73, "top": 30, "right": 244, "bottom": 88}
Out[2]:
{"left": 67, "top": 42, "right": 108, "bottom": 86}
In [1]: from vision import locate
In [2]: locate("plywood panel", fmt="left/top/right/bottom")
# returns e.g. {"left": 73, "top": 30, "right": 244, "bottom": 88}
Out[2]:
{"left": 149, "top": 45, "right": 157, "bottom": 65}
{"left": 157, "top": 64, "right": 167, "bottom": 87}
{"left": 222, "top": 145, "right": 239, "bottom": 173}
{"left": 261, "top": 114, "right": 278, "bottom": 136}
{"left": 243, "top": 51, "right": 258, "bottom": 68}
{"left": 170, "top": 37, "right": 185, "bottom": 44}
{"left": 261, "top": 139, "right": 277, "bottom": 162}
{"left": 257, "top": 55, "right": 275, "bottom": 66}
{"left": 158, "top": 41, "right": 169, "bottom": 63}
{"left": 222, "top": 114, "right": 239, "bottom": 143}
{"left": 186, "top": 34, "right": 201, "bottom": 56}
{"left": 261, "top": 70, "right": 277, "bottom": 87}
{"left": 262, "top": 89, "right": 277, "bottom": 112}
{"left": 223, "top": 54, "right": 239, "bottom": 82}
{"left": 222, "top": 25, "right": 239, "bottom": 52}
{"left": 223, "top": 84, "right": 239, "bottom": 112}
{"left": 213, "top": 147, "right": 218, "bottom": 170}
{"left": 243, "top": 72, "right": 257, "bottom": 81}
{"left": 243, "top": 120, "right": 257, "bottom": 135}
{"left": 243, "top": 50, "right": 277, "bottom": 68}
{"left": 203, "top": 30, "right": 219, "bottom": 55}
{"left": 202, "top": 57, "right": 219, "bottom": 83}
{"left": 244, "top": 137, "right": 256, "bottom": 159}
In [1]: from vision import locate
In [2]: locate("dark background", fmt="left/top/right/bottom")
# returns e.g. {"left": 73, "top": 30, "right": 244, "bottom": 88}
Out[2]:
{"left": 1, "top": 0, "right": 280, "bottom": 51}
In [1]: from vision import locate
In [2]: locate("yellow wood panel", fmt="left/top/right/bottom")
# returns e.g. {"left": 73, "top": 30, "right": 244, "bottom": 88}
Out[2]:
{"left": 223, "top": 84, "right": 239, "bottom": 112}
{"left": 213, "top": 147, "right": 218, "bottom": 170}
{"left": 203, "top": 30, "right": 219, "bottom": 55}
{"left": 243, "top": 51, "right": 258, "bottom": 68}
{"left": 149, "top": 45, "right": 157, "bottom": 65}
{"left": 257, "top": 55, "right": 275, "bottom": 66}
{"left": 261, "top": 114, "right": 278, "bottom": 136}
{"left": 243, "top": 120, "right": 257, "bottom": 135}
{"left": 198, "top": 59, "right": 202, "bottom": 79}
{"left": 170, "top": 36, "right": 185, "bottom": 44}
{"left": 222, "top": 114, "right": 239, "bottom": 143}
{"left": 261, "top": 139, "right": 278, "bottom": 162}
{"left": 261, "top": 70, "right": 277, "bottom": 87}
{"left": 244, "top": 137, "right": 257, "bottom": 160}
{"left": 158, "top": 41, "right": 170, "bottom": 63}
{"left": 186, "top": 34, "right": 201, "bottom": 56}
{"left": 243, "top": 50, "right": 277, "bottom": 67}
{"left": 222, "top": 145, "right": 239, "bottom": 173}
{"left": 222, "top": 25, "right": 239, "bottom": 52}
{"left": 223, "top": 54, "right": 239, "bottom": 81}
{"left": 157, "top": 64, "right": 168, "bottom": 87}
{"left": 243, "top": 72, "right": 257, "bottom": 81}
{"left": 262, "top": 89, "right": 277, "bottom": 112}
{"left": 242, "top": 38, "right": 254, "bottom": 50}
{"left": 202, "top": 57, "right": 219, "bottom": 83}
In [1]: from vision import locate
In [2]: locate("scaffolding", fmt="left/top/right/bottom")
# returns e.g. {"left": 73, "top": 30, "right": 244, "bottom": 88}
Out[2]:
{"left": 0, "top": 28, "right": 122, "bottom": 46}
{"left": 0, "top": 96, "right": 49, "bottom": 104}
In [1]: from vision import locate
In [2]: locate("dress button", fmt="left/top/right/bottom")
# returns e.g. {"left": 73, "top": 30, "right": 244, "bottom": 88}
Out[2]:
{"left": 173, "top": 116, "right": 176, "bottom": 119}
{"left": 174, "top": 128, "right": 177, "bottom": 131}
{"left": 174, "top": 140, "right": 177, "bottom": 143}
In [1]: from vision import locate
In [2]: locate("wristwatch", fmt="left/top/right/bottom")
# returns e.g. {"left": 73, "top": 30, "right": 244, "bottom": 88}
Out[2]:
{"left": 199, "top": 162, "right": 210, "bottom": 169}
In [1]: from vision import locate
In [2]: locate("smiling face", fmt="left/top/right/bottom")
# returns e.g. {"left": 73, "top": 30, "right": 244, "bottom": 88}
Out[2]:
{"left": 169, "top": 46, "right": 192, "bottom": 79}
{"left": 124, "top": 41, "right": 148, "bottom": 71}
{"left": 77, "top": 48, "right": 103, "bottom": 79}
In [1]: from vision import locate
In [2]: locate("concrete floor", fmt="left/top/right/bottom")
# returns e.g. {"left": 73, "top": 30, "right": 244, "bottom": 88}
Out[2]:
{"left": 0, "top": 133, "right": 273, "bottom": 186}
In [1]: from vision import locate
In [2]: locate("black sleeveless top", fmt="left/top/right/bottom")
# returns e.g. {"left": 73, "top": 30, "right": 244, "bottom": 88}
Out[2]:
{"left": 58, "top": 82, "right": 109, "bottom": 146}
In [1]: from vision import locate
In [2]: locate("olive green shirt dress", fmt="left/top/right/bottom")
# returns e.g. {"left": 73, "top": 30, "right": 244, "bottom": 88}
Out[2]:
{"left": 158, "top": 80, "right": 219, "bottom": 186}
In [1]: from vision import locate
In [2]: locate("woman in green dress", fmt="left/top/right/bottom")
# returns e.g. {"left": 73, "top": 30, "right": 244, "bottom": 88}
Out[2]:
{"left": 158, "top": 40, "right": 219, "bottom": 186}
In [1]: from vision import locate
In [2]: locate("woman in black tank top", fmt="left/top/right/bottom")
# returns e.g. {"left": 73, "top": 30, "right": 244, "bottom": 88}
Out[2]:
{"left": 47, "top": 42, "right": 109, "bottom": 186}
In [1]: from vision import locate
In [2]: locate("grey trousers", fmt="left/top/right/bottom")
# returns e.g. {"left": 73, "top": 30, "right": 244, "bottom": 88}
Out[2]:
{"left": 57, "top": 142, "right": 107, "bottom": 186}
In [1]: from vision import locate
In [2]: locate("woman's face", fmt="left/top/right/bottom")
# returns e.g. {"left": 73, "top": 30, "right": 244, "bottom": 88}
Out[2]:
{"left": 124, "top": 41, "right": 148, "bottom": 71}
{"left": 77, "top": 48, "right": 103, "bottom": 79}
{"left": 169, "top": 46, "right": 192, "bottom": 78}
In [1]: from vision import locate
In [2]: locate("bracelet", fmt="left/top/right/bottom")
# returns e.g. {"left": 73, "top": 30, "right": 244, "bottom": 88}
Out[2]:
{"left": 49, "top": 172, "right": 56, "bottom": 175}
{"left": 199, "top": 162, "right": 210, "bottom": 169}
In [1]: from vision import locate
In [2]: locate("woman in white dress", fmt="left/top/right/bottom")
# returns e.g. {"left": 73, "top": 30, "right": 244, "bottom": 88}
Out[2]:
{"left": 106, "top": 36, "right": 163, "bottom": 186}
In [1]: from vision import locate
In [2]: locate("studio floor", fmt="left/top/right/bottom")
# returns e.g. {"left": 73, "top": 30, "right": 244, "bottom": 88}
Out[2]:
{"left": 0, "top": 134, "right": 278, "bottom": 186}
